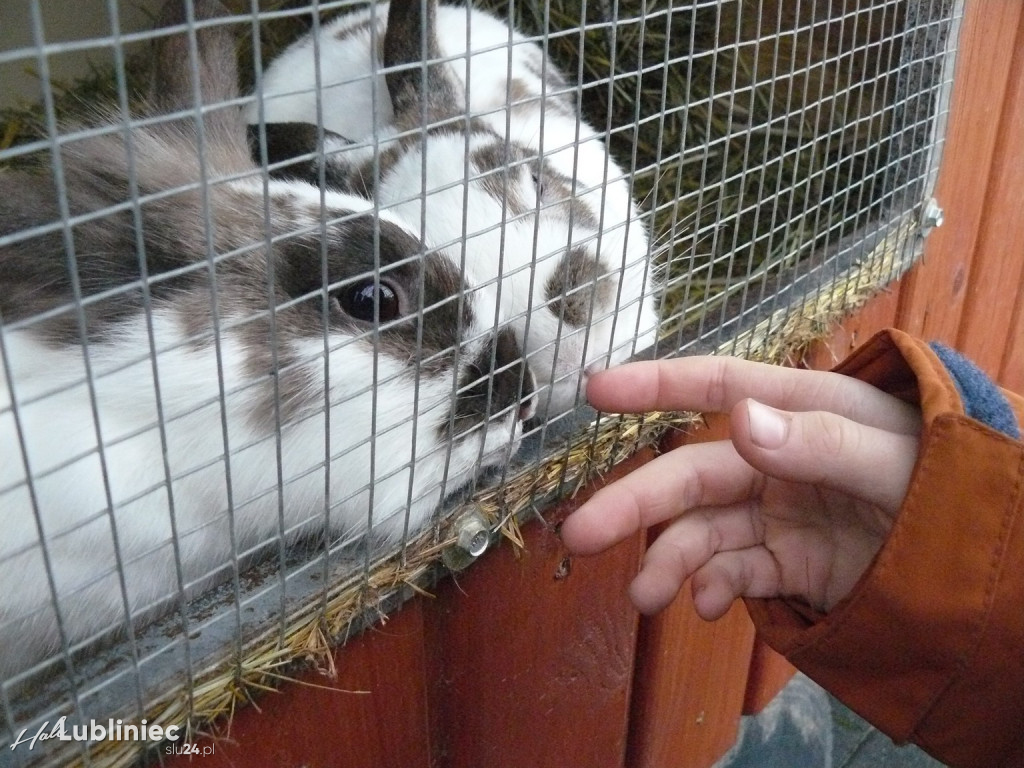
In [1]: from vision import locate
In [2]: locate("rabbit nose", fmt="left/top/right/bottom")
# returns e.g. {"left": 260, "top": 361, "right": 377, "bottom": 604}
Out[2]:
{"left": 584, "top": 356, "right": 611, "bottom": 377}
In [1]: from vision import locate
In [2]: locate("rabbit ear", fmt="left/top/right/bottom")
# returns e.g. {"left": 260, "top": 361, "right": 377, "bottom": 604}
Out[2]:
{"left": 149, "top": 0, "right": 246, "bottom": 147}
{"left": 248, "top": 122, "right": 356, "bottom": 187}
{"left": 383, "top": 0, "right": 464, "bottom": 128}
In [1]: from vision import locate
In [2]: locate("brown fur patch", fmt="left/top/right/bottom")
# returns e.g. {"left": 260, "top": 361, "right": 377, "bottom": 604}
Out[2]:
{"left": 470, "top": 141, "right": 531, "bottom": 217}
{"left": 530, "top": 159, "right": 601, "bottom": 231}
{"left": 543, "top": 247, "right": 614, "bottom": 327}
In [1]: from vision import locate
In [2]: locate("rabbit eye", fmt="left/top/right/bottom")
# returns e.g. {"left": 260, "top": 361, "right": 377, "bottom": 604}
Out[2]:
{"left": 338, "top": 279, "right": 402, "bottom": 323}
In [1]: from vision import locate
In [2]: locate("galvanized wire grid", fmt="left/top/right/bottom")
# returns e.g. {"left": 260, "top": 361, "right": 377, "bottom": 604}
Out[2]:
{"left": 0, "top": 0, "right": 959, "bottom": 764}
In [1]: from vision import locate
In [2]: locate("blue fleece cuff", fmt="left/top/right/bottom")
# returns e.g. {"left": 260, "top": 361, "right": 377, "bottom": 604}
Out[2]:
{"left": 929, "top": 342, "right": 1020, "bottom": 439}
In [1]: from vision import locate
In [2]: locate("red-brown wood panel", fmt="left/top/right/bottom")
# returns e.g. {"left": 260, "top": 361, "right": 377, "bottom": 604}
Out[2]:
{"left": 1002, "top": 288, "right": 1024, "bottom": 394}
{"left": 625, "top": 415, "right": 757, "bottom": 768}
{"left": 742, "top": 640, "right": 797, "bottom": 716}
{"left": 176, "top": 601, "right": 432, "bottom": 768}
{"left": 423, "top": 450, "right": 651, "bottom": 768}
{"left": 896, "top": 0, "right": 1024, "bottom": 345}
{"left": 626, "top": 596, "right": 755, "bottom": 768}
{"left": 955, "top": 11, "right": 1024, "bottom": 383}
{"left": 168, "top": 452, "right": 651, "bottom": 768}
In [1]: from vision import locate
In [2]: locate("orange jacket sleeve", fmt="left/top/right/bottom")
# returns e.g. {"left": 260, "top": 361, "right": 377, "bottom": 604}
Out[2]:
{"left": 745, "top": 329, "right": 1024, "bottom": 768}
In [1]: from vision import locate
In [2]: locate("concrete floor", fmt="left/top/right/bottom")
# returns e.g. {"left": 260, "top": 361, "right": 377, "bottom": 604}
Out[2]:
{"left": 714, "top": 674, "right": 946, "bottom": 768}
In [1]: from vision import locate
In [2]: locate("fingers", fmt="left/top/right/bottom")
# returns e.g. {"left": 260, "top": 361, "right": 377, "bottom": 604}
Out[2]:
{"left": 559, "top": 440, "right": 761, "bottom": 556}
{"left": 731, "top": 399, "right": 919, "bottom": 513}
{"left": 566, "top": 372, "right": 921, "bottom": 618}
{"left": 564, "top": 399, "right": 917, "bottom": 617}
{"left": 562, "top": 399, "right": 916, "bottom": 556}
{"left": 587, "top": 356, "right": 921, "bottom": 436}
{"left": 627, "top": 503, "right": 772, "bottom": 616}
{"left": 689, "top": 550, "right": 786, "bottom": 620}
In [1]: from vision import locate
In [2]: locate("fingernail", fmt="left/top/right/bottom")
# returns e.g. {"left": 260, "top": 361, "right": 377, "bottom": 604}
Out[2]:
{"left": 746, "top": 400, "right": 789, "bottom": 449}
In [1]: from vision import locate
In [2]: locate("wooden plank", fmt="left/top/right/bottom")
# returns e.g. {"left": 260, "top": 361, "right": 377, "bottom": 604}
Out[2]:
{"left": 626, "top": 415, "right": 757, "bottom": 768}
{"left": 167, "top": 601, "right": 432, "bottom": 768}
{"left": 628, "top": 596, "right": 755, "bottom": 768}
{"left": 423, "top": 450, "right": 652, "bottom": 768}
{"left": 955, "top": 11, "right": 1024, "bottom": 380}
{"left": 896, "top": 0, "right": 1024, "bottom": 344}
{"left": 742, "top": 640, "right": 798, "bottom": 716}
{"left": 163, "top": 453, "right": 654, "bottom": 768}
{"left": 1001, "top": 288, "right": 1024, "bottom": 393}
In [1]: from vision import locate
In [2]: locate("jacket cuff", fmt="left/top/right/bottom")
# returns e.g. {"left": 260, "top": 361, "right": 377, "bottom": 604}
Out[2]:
{"left": 746, "top": 329, "right": 1024, "bottom": 767}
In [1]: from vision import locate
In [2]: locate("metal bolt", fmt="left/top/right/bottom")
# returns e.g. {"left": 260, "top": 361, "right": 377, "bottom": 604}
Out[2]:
{"left": 442, "top": 510, "right": 491, "bottom": 571}
{"left": 921, "top": 198, "right": 944, "bottom": 232}
{"left": 457, "top": 515, "right": 490, "bottom": 557}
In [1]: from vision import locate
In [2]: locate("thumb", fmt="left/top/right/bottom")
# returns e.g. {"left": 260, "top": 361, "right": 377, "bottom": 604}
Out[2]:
{"left": 730, "top": 399, "right": 918, "bottom": 513}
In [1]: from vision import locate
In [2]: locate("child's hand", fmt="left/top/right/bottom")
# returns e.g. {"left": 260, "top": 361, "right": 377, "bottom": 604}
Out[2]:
{"left": 560, "top": 356, "right": 922, "bottom": 618}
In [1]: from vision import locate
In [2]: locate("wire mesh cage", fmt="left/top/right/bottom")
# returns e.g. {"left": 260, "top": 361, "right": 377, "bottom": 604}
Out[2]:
{"left": 1, "top": 0, "right": 959, "bottom": 764}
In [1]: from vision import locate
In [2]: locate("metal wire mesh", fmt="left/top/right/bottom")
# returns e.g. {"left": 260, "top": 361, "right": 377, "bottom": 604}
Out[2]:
{"left": 0, "top": 0, "right": 959, "bottom": 764}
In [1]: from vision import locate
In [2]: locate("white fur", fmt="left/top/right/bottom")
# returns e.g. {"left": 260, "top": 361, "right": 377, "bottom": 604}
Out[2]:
{"left": 0, "top": 303, "right": 523, "bottom": 676}
{"left": 248, "top": 1, "right": 660, "bottom": 416}
{"left": 0, "top": 182, "right": 528, "bottom": 681}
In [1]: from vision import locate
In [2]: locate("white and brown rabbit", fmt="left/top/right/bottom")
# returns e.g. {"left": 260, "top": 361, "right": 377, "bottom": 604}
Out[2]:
{"left": 247, "top": 0, "right": 660, "bottom": 418}
{"left": 0, "top": 0, "right": 535, "bottom": 679}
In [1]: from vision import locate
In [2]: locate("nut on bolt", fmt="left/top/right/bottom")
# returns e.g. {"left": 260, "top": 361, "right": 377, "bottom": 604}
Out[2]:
{"left": 921, "top": 197, "right": 944, "bottom": 232}
{"left": 442, "top": 510, "right": 492, "bottom": 571}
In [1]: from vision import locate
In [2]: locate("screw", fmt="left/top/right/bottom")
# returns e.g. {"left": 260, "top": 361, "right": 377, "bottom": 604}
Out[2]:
{"left": 921, "top": 198, "right": 944, "bottom": 232}
{"left": 457, "top": 515, "right": 490, "bottom": 557}
{"left": 442, "top": 510, "right": 491, "bottom": 571}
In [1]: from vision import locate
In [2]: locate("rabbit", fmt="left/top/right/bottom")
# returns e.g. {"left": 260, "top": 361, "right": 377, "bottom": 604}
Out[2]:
{"left": 246, "top": 0, "right": 660, "bottom": 419}
{"left": 0, "top": 0, "right": 536, "bottom": 680}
